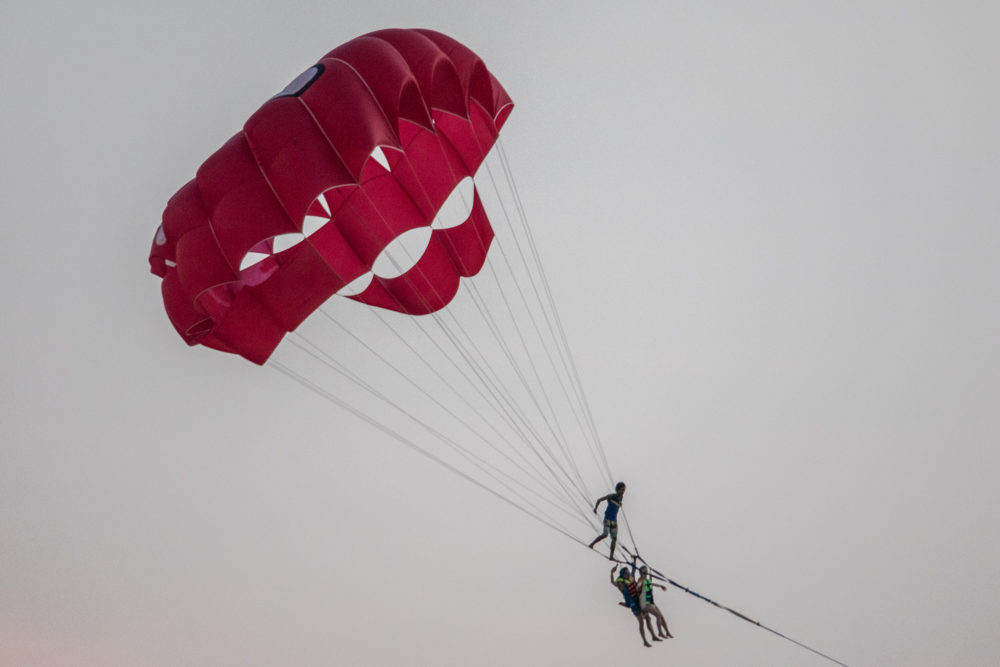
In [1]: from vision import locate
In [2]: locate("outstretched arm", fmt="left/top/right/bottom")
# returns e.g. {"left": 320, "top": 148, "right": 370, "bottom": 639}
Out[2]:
{"left": 610, "top": 564, "right": 619, "bottom": 586}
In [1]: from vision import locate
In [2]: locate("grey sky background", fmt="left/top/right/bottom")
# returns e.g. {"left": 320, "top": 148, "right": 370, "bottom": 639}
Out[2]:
{"left": 3, "top": 1, "right": 998, "bottom": 666}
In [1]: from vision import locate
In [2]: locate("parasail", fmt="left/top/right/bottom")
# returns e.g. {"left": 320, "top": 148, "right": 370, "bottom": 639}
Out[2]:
{"left": 149, "top": 28, "right": 618, "bottom": 547}
{"left": 150, "top": 29, "right": 514, "bottom": 365}
{"left": 147, "top": 31, "right": 855, "bottom": 665}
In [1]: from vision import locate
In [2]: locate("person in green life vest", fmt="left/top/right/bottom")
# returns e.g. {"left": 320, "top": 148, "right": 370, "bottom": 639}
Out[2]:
{"left": 611, "top": 564, "right": 659, "bottom": 647}
{"left": 588, "top": 482, "right": 626, "bottom": 560}
{"left": 637, "top": 565, "right": 673, "bottom": 639}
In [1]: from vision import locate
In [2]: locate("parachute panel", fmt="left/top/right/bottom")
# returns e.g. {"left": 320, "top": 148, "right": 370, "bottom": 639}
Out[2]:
{"left": 150, "top": 29, "right": 513, "bottom": 364}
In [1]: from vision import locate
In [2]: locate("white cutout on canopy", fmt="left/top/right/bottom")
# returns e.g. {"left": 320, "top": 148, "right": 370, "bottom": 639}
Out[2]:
{"left": 431, "top": 177, "right": 474, "bottom": 230}
{"left": 370, "top": 146, "right": 391, "bottom": 171}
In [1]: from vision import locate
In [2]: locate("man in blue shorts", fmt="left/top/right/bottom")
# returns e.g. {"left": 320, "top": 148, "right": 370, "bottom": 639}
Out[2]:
{"left": 589, "top": 482, "right": 626, "bottom": 559}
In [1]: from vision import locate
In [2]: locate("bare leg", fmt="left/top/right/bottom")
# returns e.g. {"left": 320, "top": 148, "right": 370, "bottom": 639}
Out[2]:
{"left": 637, "top": 616, "right": 651, "bottom": 647}
{"left": 644, "top": 613, "right": 662, "bottom": 641}
{"left": 655, "top": 609, "right": 672, "bottom": 638}
{"left": 609, "top": 535, "right": 618, "bottom": 560}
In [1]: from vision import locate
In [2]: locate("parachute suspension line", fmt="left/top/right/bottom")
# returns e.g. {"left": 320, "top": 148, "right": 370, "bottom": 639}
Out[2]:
{"left": 341, "top": 181, "right": 589, "bottom": 516}
{"left": 348, "top": 306, "right": 573, "bottom": 506}
{"left": 455, "top": 273, "right": 589, "bottom": 505}
{"left": 473, "top": 156, "right": 595, "bottom": 458}
{"left": 362, "top": 305, "right": 538, "bottom": 471}
{"left": 456, "top": 117, "right": 593, "bottom": 451}
{"left": 309, "top": 309, "right": 569, "bottom": 505}
{"left": 463, "top": 137, "right": 591, "bottom": 470}
{"left": 632, "top": 557, "right": 852, "bottom": 667}
{"left": 427, "top": 307, "right": 596, "bottom": 524}
{"left": 494, "top": 138, "right": 616, "bottom": 488}
{"left": 377, "top": 140, "right": 599, "bottom": 522}
{"left": 484, "top": 147, "right": 614, "bottom": 491}
{"left": 469, "top": 238, "right": 591, "bottom": 503}
{"left": 497, "top": 173, "right": 614, "bottom": 490}
{"left": 380, "top": 142, "right": 566, "bottom": 469}
{"left": 279, "top": 334, "right": 594, "bottom": 533}
{"left": 286, "top": 129, "right": 605, "bottom": 541}
{"left": 420, "top": 312, "right": 584, "bottom": 513}
{"left": 469, "top": 273, "right": 595, "bottom": 503}
{"left": 324, "top": 292, "right": 593, "bottom": 527}
{"left": 313, "top": 304, "right": 596, "bottom": 526}
{"left": 416, "top": 297, "right": 573, "bottom": 491}
{"left": 611, "top": 521, "right": 642, "bottom": 586}
{"left": 431, "top": 306, "right": 542, "bottom": 446}
{"left": 471, "top": 168, "right": 600, "bottom": 504}
{"left": 457, "top": 224, "right": 602, "bottom": 512}
{"left": 451, "top": 141, "right": 604, "bottom": 513}
{"left": 462, "top": 278, "right": 594, "bottom": 512}
{"left": 453, "top": 281, "right": 551, "bottom": 438}
{"left": 297, "top": 204, "right": 593, "bottom": 527}
{"left": 270, "top": 357, "right": 593, "bottom": 546}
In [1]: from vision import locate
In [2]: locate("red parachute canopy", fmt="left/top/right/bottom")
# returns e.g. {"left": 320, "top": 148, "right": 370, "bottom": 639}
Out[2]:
{"left": 149, "top": 29, "right": 513, "bottom": 364}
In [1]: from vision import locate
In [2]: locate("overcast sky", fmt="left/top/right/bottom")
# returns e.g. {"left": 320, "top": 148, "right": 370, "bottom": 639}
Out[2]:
{"left": 3, "top": 2, "right": 999, "bottom": 666}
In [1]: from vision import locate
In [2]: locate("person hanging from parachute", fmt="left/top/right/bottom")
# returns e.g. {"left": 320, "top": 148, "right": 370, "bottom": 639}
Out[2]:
{"left": 588, "top": 481, "right": 626, "bottom": 559}
{"left": 611, "top": 563, "right": 659, "bottom": 647}
{"left": 637, "top": 565, "right": 673, "bottom": 639}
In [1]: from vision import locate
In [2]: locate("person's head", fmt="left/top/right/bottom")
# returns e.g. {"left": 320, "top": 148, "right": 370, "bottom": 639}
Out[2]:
{"left": 619, "top": 567, "right": 631, "bottom": 579}
{"left": 639, "top": 565, "right": 648, "bottom": 576}
{"left": 615, "top": 481, "right": 626, "bottom": 494}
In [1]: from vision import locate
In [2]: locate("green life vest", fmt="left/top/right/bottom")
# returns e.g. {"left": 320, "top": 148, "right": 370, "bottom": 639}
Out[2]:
{"left": 642, "top": 579, "right": 655, "bottom": 604}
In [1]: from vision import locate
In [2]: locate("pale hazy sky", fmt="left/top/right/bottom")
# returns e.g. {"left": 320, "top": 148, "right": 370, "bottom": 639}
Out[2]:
{"left": 3, "top": 2, "right": 999, "bottom": 666}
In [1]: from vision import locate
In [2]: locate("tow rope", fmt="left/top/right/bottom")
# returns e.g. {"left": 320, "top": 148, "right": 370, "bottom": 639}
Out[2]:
{"left": 617, "top": 548, "right": 852, "bottom": 667}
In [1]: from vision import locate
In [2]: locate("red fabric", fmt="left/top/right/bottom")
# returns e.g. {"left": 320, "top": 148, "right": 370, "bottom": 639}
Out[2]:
{"left": 149, "top": 29, "right": 512, "bottom": 364}
{"left": 352, "top": 191, "right": 493, "bottom": 313}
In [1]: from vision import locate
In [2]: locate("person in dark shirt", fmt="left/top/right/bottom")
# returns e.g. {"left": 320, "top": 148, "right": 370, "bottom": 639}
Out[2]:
{"left": 588, "top": 482, "right": 626, "bottom": 559}
{"left": 611, "top": 564, "right": 658, "bottom": 647}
